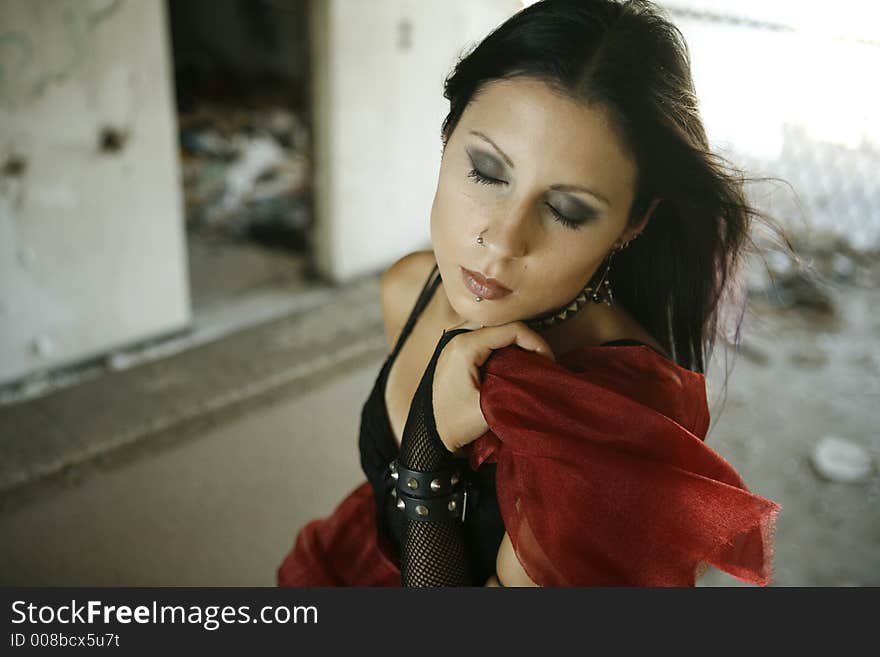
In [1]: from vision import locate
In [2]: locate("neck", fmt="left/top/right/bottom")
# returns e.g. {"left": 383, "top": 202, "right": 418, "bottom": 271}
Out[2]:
{"left": 535, "top": 300, "right": 621, "bottom": 356}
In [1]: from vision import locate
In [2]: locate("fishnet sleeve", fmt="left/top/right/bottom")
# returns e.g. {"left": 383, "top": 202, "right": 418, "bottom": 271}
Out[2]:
{"left": 398, "top": 328, "right": 473, "bottom": 587}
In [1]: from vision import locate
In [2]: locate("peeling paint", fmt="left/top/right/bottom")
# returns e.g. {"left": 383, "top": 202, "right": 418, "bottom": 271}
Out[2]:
{"left": 0, "top": 0, "right": 126, "bottom": 107}
{"left": 0, "top": 0, "right": 188, "bottom": 386}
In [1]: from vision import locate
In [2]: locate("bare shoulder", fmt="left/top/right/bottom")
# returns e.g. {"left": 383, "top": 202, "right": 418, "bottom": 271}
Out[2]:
{"left": 379, "top": 250, "right": 437, "bottom": 349}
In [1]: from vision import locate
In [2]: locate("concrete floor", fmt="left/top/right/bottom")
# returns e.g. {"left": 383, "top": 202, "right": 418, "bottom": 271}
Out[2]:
{"left": 0, "top": 356, "right": 378, "bottom": 586}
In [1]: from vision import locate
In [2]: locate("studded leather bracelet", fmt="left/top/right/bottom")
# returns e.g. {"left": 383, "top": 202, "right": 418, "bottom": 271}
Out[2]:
{"left": 388, "top": 459, "right": 468, "bottom": 522}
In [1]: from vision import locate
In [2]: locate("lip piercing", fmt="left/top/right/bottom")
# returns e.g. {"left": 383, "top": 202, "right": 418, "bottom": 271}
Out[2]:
{"left": 474, "top": 228, "right": 487, "bottom": 300}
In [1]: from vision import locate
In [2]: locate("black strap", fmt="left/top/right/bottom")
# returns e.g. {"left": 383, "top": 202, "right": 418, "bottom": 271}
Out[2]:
{"left": 600, "top": 338, "right": 648, "bottom": 347}
{"left": 389, "top": 263, "right": 440, "bottom": 358}
{"left": 393, "top": 461, "right": 464, "bottom": 498}
{"left": 600, "top": 338, "right": 672, "bottom": 361}
{"left": 395, "top": 486, "right": 468, "bottom": 522}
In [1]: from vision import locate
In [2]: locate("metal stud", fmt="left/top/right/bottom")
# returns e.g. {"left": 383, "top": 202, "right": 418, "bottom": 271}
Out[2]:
{"left": 389, "top": 461, "right": 397, "bottom": 473}
{"left": 390, "top": 471, "right": 398, "bottom": 481}
{"left": 450, "top": 471, "right": 460, "bottom": 486}
{"left": 415, "top": 505, "right": 429, "bottom": 517}
{"left": 391, "top": 487, "right": 397, "bottom": 497}
{"left": 448, "top": 500, "right": 456, "bottom": 511}
{"left": 396, "top": 498, "right": 405, "bottom": 510}
{"left": 407, "top": 477, "right": 418, "bottom": 490}
{"left": 430, "top": 478, "right": 442, "bottom": 492}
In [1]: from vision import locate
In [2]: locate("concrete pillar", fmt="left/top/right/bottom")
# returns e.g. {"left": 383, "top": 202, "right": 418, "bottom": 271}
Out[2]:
{"left": 309, "top": 0, "right": 521, "bottom": 283}
{"left": 0, "top": 0, "right": 189, "bottom": 385}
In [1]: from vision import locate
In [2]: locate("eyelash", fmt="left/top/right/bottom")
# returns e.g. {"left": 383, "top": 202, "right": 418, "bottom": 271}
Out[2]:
{"left": 466, "top": 168, "right": 584, "bottom": 231}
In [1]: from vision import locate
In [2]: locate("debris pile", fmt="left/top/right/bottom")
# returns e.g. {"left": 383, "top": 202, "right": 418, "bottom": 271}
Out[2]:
{"left": 744, "top": 235, "right": 880, "bottom": 315}
{"left": 179, "top": 104, "right": 311, "bottom": 252}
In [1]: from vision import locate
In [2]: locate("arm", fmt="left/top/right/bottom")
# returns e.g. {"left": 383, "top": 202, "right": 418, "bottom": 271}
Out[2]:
{"left": 395, "top": 321, "right": 555, "bottom": 586}
{"left": 395, "top": 328, "right": 474, "bottom": 586}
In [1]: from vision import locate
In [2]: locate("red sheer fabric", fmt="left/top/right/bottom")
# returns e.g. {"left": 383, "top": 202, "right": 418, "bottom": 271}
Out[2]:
{"left": 277, "top": 480, "right": 401, "bottom": 587}
{"left": 277, "top": 343, "right": 779, "bottom": 587}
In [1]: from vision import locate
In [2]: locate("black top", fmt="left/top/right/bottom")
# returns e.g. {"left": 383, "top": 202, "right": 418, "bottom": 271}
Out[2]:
{"left": 358, "top": 263, "right": 652, "bottom": 584}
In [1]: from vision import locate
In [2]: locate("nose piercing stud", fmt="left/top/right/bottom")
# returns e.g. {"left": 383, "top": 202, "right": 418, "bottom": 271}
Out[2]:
{"left": 474, "top": 229, "right": 486, "bottom": 300}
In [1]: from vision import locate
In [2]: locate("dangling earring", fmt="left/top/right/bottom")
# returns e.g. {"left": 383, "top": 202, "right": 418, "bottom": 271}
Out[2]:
{"left": 524, "top": 233, "right": 640, "bottom": 331}
{"left": 471, "top": 226, "right": 641, "bottom": 327}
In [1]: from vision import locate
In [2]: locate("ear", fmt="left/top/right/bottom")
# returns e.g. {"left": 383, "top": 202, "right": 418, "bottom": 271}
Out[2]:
{"left": 625, "top": 197, "right": 661, "bottom": 241}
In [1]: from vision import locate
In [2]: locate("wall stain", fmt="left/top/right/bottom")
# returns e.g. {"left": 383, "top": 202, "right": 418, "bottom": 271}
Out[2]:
{"left": 2, "top": 154, "right": 27, "bottom": 177}
{"left": 0, "top": 0, "right": 126, "bottom": 107}
{"left": 98, "top": 126, "right": 129, "bottom": 154}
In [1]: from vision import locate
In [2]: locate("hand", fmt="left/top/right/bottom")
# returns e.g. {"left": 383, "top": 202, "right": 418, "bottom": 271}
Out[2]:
{"left": 432, "top": 320, "right": 556, "bottom": 453}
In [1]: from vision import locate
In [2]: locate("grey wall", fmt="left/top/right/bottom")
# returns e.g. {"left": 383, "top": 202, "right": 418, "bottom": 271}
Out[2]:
{"left": 0, "top": 0, "right": 190, "bottom": 385}
{"left": 310, "top": 0, "right": 524, "bottom": 282}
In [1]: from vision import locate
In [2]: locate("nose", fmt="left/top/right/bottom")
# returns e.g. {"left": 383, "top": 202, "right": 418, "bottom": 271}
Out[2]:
{"left": 482, "top": 197, "right": 532, "bottom": 259}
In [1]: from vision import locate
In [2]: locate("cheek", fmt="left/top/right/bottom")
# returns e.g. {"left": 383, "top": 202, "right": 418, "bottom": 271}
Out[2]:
{"left": 528, "top": 240, "right": 605, "bottom": 301}
{"left": 431, "top": 176, "right": 480, "bottom": 240}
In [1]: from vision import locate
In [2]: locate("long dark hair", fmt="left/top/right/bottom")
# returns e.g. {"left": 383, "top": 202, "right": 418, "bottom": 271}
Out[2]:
{"left": 440, "top": 0, "right": 798, "bottom": 376}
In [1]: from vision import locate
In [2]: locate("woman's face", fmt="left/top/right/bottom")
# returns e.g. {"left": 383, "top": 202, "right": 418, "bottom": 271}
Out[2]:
{"left": 431, "top": 77, "right": 648, "bottom": 329}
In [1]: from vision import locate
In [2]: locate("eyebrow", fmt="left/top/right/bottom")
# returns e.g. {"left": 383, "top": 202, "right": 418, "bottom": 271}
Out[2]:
{"left": 468, "top": 130, "right": 612, "bottom": 207}
{"left": 470, "top": 130, "right": 515, "bottom": 169}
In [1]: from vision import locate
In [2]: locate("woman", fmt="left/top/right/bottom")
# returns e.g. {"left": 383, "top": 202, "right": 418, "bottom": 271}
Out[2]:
{"left": 278, "top": 0, "right": 784, "bottom": 587}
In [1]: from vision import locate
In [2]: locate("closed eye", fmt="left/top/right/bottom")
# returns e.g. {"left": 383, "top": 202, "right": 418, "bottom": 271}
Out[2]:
{"left": 467, "top": 168, "right": 505, "bottom": 186}
{"left": 545, "top": 203, "right": 583, "bottom": 230}
{"left": 467, "top": 168, "right": 585, "bottom": 231}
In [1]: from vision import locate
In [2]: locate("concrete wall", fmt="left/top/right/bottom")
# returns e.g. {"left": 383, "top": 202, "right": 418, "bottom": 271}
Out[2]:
{"left": 311, "top": 0, "right": 523, "bottom": 282}
{"left": 0, "top": 0, "right": 526, "bottom": 384}
{"left": 0, "top": 0, "right": 190, "bottom": 385}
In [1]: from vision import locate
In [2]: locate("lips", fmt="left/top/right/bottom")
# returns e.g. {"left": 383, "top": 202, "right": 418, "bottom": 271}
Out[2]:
{"left": 460, "top": 266, "right": 512, "bottom": 300}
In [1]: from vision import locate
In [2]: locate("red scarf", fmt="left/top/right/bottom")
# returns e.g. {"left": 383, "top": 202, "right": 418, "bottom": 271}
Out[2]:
{"left": 278, "top": 343, "right": 779, "bottom": 587}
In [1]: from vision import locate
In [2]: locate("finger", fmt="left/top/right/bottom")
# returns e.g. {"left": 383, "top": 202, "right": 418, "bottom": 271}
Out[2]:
{"left": 468, "top": 322, "right": 556, "bottom": 365}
